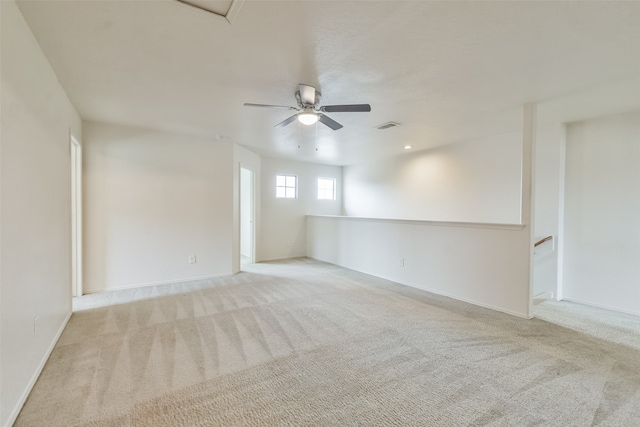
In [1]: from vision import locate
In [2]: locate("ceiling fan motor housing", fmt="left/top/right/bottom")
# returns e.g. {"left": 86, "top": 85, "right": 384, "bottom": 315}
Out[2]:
{"left": 296, "top": 84, "right": 321, "bottom": 110}
{"left": 244, "top": 83, "right": 370, "bottom": 131}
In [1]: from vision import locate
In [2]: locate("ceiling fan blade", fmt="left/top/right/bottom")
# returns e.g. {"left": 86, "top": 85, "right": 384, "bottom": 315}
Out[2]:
{"left": 274, "top": 114, "right": 299, "bottom": 128}
{"left": 321, "top": 104, "right": 371, "bottom": 113}
{"left": 318, "top": 114, "right": 343, "bottom": 130}
{"left": 244, "top": 103, "right": 297, "bottom": 110}
{"left": 298, "top": 84, "right": 316, "bottom": 105}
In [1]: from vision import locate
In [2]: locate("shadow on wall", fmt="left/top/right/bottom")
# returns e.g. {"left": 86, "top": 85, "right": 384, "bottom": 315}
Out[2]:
{"left": 343, "top": 131, "right": 523, "bottom": 224}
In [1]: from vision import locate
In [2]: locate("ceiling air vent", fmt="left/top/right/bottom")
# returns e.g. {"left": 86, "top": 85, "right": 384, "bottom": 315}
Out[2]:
{"left": 375, "top": 121, "right": 400, "bottom": 130}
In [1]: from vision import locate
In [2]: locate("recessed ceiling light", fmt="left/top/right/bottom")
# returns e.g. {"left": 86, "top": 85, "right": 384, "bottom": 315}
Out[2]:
{"left": 403, "top": 145, "right": 413, "bottom": 149}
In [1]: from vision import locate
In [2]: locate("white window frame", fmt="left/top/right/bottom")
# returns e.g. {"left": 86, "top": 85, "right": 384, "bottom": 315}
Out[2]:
{"left": 317, "top": 177, "right": 336, "bottom": 200}
{"left": 276, "top": 174, "right": 298, "bottom": 199}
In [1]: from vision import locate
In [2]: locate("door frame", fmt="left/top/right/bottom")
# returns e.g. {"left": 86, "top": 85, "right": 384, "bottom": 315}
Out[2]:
{"left": 70, "top": 133, "right": 82, "bottom": 297}
{"left": 240, "top": 164, "right": 256, "bottom": 264}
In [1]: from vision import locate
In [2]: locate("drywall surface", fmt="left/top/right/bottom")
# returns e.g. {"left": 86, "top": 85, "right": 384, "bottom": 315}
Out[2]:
{"left": 563, "top": 112, "right": 640, "bottom": 315}
{"left": 83, "top": 122, "right": 234, "bottom": 292}
{"left": 260, "top": 158, "right": 342, "bottom": 261}
{"left": 307, "top": 216, "right": 530, "bottom": 317}
{"left": 532, "top": 124, "right": 565, "bottom": 298}
{"left": 331, "top": 126, "right": 534, "bottom": 317}
{"left": 0, "top": 1, "right": 82, "bottom": 425}
{"left": 343, "top": 132, "right": 522, "bottom": 224}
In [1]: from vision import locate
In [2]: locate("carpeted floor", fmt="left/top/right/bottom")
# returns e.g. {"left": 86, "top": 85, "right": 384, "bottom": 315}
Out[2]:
{"left": 16, "top": 258, "right": 640, "bottom": 426}
{"left": 534, "top": 299, "right": 640, "bottom": 351}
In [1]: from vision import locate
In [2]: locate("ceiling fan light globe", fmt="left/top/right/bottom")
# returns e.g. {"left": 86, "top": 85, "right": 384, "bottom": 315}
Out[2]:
{"left": 298, "top": 113, "right": 319, "bottom": 125}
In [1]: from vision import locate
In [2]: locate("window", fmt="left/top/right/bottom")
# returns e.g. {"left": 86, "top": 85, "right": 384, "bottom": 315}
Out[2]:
{"left": 276, "top": 174, "right": 297, "bottom": 198}
{"left": 317, "top": 178, "right": 336, "bottom": 200}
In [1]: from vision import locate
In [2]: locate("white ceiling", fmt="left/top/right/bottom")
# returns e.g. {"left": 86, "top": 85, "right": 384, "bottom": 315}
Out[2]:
{"left": 16, "top": 0, "right": 640, "bottom": 165}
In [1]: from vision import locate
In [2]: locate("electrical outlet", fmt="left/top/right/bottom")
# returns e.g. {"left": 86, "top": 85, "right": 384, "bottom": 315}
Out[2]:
{"left": 189, "top": 254, "right": 196, "bottom": 264}
{"left": 34, "top": 316, "right": 39, "bottom": 337}
{"left": 399, "top": 257, "right": 404, "bottom": 266}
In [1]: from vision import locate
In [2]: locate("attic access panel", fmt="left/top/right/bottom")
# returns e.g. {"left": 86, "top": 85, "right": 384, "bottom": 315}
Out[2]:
{"left": 174, "top": 0, "right": 245, "bottom": 24}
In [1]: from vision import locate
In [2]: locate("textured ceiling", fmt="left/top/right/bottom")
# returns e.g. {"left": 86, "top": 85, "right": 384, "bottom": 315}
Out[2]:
{"left": 16, "top": 0, "right": 640, "bottom": 165}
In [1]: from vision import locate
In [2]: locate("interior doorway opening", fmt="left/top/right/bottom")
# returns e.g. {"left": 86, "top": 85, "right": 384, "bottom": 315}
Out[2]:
{"left": 70, "top": 134, "right": 82, "bottom": 297}
{"left": 240, "top": 166, "right": 255, "bottom": 268}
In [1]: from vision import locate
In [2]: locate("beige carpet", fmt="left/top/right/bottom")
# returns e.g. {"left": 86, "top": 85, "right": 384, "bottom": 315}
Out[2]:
{"left": 16, "top": 258, "right": 640, "bottom": 426}
{"left": 534, "top": 299, "right": 640, "bottom": 351}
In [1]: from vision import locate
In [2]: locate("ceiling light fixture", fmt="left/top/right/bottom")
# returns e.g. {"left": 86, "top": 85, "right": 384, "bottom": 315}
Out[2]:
{"left": 298, "top": 110, "right": 319, "bottom": 126}
{"left": 403, "top": 145, "right": 413, "bottom": 149}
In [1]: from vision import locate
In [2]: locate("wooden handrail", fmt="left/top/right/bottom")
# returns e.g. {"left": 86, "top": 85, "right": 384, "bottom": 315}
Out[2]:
{"left": 534, "top": 235, "right": 553, "bottom": 248}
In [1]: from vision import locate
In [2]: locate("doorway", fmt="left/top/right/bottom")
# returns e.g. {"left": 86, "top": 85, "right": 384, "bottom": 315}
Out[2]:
{"left": 240, "top": 166, "right": 255, "bottom": 267}
{"left": 70, "top": 135, "right": 82, "bottom": 296}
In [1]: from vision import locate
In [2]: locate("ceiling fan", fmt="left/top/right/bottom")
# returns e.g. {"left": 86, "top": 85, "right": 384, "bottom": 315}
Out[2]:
{"left": 244, "top": 84, "right": 371, "bottom": 130}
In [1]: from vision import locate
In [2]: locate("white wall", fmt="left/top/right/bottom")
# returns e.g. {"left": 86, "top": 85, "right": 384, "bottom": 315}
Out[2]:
{"left": 307, "top": 217, "right": 531, "bottom": 317}
{"left": 310, "top": 109, "right": 536, "bottom": 318}
{"left": 532, "top": 124, "right": 566, "bottom": 298}
{"left": 562, "top": 112, "right": 640, "bottom": 315}
{"left": 260, "top": 158, "right": 342, "bottom": 261}
{"left": 83, "top": 122, "right": 234, "bottom": 292}
{"left": 343, "top": 132, "right": 523, "bottom": 224}
{"left": 1, "top": 1, "right": 82, "bottom": 424}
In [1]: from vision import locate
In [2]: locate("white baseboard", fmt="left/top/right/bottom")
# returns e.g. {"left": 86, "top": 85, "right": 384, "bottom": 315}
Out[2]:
{"left": 562, "top": 297, "right": 640, "bottom": 317}
{"left": 5, "top": 311, "right": 72, "bottom": 427}
{"left": 257, "top": 255, "right": 306, "bottom": 263}
{"left": 83, "top": 272, "right": 233, "bottom": 294}
{"left": 401, "top": 277, "right": 532, "bottom": 319}
{"left": 308, "top": 257, "right": 532, "bottom": 319}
